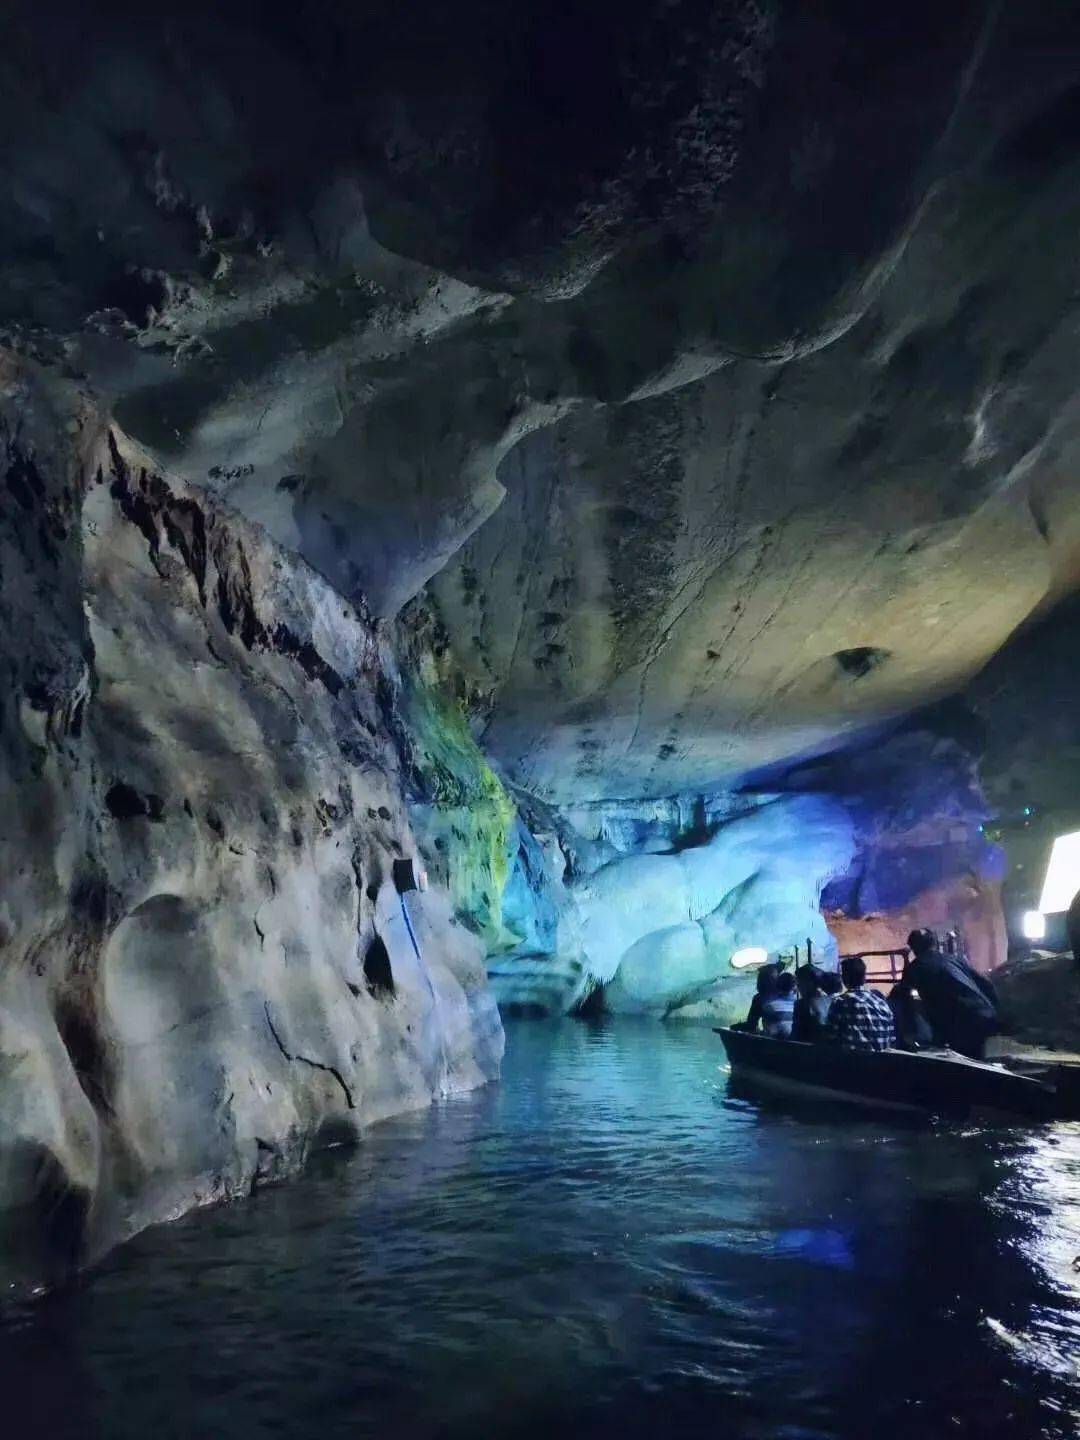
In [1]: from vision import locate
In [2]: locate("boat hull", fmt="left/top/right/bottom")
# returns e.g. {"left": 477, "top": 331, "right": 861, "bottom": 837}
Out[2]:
{"left": 715, "top": 1028, "right": 1065, "bottom": 1119}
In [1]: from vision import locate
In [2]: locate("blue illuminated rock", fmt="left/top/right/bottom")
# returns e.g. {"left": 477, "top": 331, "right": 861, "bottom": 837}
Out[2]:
{"left": 573, "top": 794, "right": 853, "bottom": 1015}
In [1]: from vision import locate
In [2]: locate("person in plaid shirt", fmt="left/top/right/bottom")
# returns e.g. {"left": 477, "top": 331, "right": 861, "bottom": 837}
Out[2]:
{"left": 824, "top": 955, "right": 895, "bottom": 1052}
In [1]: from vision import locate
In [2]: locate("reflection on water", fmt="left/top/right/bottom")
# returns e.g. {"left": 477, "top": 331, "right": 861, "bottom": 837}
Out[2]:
{"left": 3, "top": 1020, "right": 1080, "bottom": 1439}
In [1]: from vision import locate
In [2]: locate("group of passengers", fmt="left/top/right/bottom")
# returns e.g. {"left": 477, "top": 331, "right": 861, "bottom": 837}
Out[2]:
{"left": 738, "top": 928, "right": 1003, "bottom": 1059}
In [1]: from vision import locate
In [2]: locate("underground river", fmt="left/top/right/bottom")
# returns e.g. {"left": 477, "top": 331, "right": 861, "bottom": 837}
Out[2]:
{"left": 3, "top": 1020, "right": 1080, "bottom": 1440}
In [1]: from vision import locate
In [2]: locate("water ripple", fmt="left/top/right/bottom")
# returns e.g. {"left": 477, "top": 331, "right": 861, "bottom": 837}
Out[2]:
{"left": 2, "top": 1019, "right": 1079, "bottom": 1439}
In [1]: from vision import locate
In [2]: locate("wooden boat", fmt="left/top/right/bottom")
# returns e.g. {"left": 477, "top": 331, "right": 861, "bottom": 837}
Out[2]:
{"left": 714, "top": 1027, "right": 1080, "bottom": 1119}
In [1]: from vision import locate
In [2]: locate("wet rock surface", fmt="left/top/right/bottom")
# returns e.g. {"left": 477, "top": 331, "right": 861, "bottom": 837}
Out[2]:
{"left": 0, "top": 363, "right": 500, "bottom": 1291}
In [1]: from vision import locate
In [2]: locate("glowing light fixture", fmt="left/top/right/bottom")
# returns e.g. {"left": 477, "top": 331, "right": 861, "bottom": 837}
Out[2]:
{"left": 731, "top": 946, "right": 769, "bottom": 970}
{"left": 1021, "top": 910, "right": 1046, "bottom": 941}
{"left": 1038, "top": 830, "right": 1080, "bottom": 913}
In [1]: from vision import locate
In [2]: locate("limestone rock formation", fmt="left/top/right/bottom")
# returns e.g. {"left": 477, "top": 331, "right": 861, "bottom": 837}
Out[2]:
{"left": 2, "top": 2, "right": 1078, "bottom": 794}
{"left": 395, "top": 606, "right": 519, "bottom": 952}
{"left": 423, "top": 5, "right": 1080, "bottom": 800}
{"left": 782, "top": 721, "right": 1008, "bottom": 973}
{"left": 486, "top": 717, "right": 1008, "bottom": 1015}
{"left": 4, "top": 0, "right": 1080, "bottom": 1284}
{"left": 486, "top": 791, "right": 852, "bottom": 1018}
{"left": 572, "top": 793, "right": 851, "bottom": 1014}
{"left": 0, "top": 362, "right": 500, "bottom": 1291}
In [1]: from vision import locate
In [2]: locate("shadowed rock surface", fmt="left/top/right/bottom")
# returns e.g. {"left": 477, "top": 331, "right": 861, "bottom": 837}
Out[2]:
{"left": 0, "top": 362, "right": 500, "bottom": 1290}
{"left": 4, "top": 2, "right": 1079, "bottom": 771}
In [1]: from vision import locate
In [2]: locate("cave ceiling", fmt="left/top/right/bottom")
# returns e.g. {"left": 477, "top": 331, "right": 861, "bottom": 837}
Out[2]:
{"left": 4, "top": 1, "right": 1080, "bottom": 800}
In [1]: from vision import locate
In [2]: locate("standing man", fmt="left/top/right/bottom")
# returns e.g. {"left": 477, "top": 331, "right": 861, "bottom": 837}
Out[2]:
{"left": 824, "top": 956, "right": 896, "bottom": 1052}
{"left": 902, "top": 928, "right": 1001, "bottom": 1060}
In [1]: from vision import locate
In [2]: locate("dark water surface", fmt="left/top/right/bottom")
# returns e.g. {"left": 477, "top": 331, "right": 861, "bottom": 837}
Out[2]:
{"left": 4, "top": 1020, "right": 1080, "bottom": 1439}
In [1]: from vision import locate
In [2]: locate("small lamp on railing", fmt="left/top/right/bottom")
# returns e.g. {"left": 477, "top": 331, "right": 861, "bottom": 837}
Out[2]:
{"left": 730, "top": 947, "right": 769, "bottom": 970}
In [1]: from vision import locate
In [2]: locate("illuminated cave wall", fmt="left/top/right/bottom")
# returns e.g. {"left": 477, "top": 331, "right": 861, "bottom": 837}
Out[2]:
{"left": 453, "top": 707, "right": 1013, "bottom": 1017}
{"left": 486, "top": 791, "right": 855, "bottom": 1019}
{"left": 396, "top": 606, "right": 518, "bottom": 953}
{"left": 730, "top": 722, "right": 1010, "bottom": 979}
{"left": 390, "top": 606, "right": 1077, "bottom": 1019}
{"left": 791, "top": 719, "right": 1008, "bottom": 973}
{"left": 809, "top": 596, "right": 1080, "bottom": 967}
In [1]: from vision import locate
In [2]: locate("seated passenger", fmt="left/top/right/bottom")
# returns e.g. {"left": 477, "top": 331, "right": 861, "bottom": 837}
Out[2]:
{"left": 762, "top": 971, "right": 796, "bottom": 1038}
{"left": 824, "top": 955, "right": 896, "bottom": 1052}
{"left": 736, "top": 962, "right": 781, "bottom": 1033}
{"left": 792, "top": 965, "right": 834, "bottom": 1042}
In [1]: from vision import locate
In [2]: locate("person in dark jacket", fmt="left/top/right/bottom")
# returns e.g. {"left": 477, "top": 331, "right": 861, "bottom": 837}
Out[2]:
{"left": 901, "top": 928, "right": 1001, "bottom": 1059}
{"left": 888, "top": 962, "right": 933, "bottom": 1050}
{"left": 793, "top": 965, "right": 835, "bottom": 1042}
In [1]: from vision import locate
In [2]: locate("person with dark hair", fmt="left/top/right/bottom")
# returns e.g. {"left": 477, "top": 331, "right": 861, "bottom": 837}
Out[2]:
{"left": 824, "top": 955, "right": 896, "bottom": 1052}
{"left": 736, "top": 962, "right": 781, "bottom": 1033}
{"left": 899, "top": 928, "right": 1000, "bottom": 1060}
{"left": 762, "top": 970, "right": 796, "bottom": 1038}
{"left": 793, "top": 965, "right": 834, "bottom": 1042}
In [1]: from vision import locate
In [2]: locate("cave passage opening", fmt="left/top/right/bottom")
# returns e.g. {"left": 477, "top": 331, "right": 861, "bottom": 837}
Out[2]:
{"left": 364, "top": 933, "right": 395, "bottom": 999}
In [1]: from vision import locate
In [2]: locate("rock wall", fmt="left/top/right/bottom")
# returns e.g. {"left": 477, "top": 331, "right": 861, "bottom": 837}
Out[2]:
{"left": 395, "top": 604, "right": 518, "bottom": 953}
{"left": 484, "top": 719, "right": 1010, "bottom": 1016}
{"left": 994, "top": 952, "right": 1080, "bottom": 1052}
{"left": 0, "top": 360, "right": 501, "bottom": 1292}
{"left": 486, "top": 790, "right": 854, "bottom": 1020}
{"left": 789, "top": 721, "right": 1008, "bottom": 973}
{"left": 572, "top": 794, "right": 852, "bottom": 1015}
{"left": 3, "top": 3, "right": 1079, "bottom": 803}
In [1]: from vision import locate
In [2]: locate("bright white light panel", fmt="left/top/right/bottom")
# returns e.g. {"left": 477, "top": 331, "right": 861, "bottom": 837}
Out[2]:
{"left": 1038, "top": 830, "right": 1080, "bottom": 914}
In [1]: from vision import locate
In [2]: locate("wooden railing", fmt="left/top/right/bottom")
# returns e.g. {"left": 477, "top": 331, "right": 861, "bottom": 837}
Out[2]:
{"left": 841, "top": 948, "right": 909, "bottom": 986}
